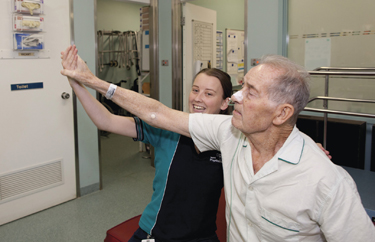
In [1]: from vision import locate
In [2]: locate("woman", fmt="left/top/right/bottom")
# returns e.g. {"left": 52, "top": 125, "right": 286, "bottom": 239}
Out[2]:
{"left": 62, "top": 45, "right": 231, "bottom": 242}
{"left": 129, "top": 68, "right": 231, "bottom": 242}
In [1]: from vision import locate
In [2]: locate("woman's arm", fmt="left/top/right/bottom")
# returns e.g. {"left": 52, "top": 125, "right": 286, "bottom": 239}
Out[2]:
{"left": 61, "top": 45, "right": 190, "bottom": 138}
{"left": 70, "top": 80, "right": 137, "bottom": 138}
{"left": 61, "top": 45, "right": 137, "bottom": 138}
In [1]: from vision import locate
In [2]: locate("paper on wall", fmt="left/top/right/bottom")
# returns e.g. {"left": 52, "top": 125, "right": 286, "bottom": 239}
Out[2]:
{"left": 227, "top": 49, "right": 238, "bottom": 63}
{"left": 305, "top": 38, "right": 331, "bottom": 71}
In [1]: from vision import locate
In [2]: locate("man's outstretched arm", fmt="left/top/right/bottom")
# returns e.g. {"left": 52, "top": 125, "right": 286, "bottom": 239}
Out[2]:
{"left": 60, "top": 45, "right": 190, "bottom": 137}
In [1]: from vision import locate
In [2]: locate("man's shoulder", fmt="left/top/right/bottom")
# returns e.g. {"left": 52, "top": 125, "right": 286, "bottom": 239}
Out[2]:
{"left": 298, "top": 131, "right": 348, "bottom": 181}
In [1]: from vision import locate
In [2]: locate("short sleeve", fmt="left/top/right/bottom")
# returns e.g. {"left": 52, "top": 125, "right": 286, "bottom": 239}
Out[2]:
{"left": 189, "top": 113, "right": 232, "bottom": 152}
{"left": 133, "top": 117, "right": 178, "bottom": 148}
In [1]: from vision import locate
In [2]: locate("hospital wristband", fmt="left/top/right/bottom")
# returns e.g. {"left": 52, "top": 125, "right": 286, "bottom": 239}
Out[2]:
{"left": 105, "top": 84, "right": 117, "bottom": 100}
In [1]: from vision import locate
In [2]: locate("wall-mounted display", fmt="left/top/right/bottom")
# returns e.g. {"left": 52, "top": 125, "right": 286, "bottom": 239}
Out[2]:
{"left": 216, "top": 31, "right": 223, "bottom": 70}
{"left": 226, "top": 29, "right": 245, "bottom": 86}
{"left": 11, "top": 0, "right": 45, "bottom": 54}
{"left": 192, "top": 20, "right": 213, "bottom": 76}
{"left": 13, "top": 15, "right": 44, "bottom": 32}
{"left": 13, "top": 32, "right": 44, "bottom": 50}
{"left": 14, "top": 0, "right": 44, "bottom": 15}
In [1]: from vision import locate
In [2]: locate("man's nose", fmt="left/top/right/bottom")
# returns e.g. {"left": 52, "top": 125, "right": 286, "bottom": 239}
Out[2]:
{"left": 231, "top": 90, "right": 243, "bottom": 103}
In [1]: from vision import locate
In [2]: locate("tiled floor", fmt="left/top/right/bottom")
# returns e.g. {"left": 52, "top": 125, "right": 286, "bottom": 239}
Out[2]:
{"left": 0, "top": 134, "right": 155, "bottom": 242}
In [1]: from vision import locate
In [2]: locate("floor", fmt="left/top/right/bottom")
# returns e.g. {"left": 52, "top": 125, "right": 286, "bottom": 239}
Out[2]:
{"left": 0, "top": 134, "right": 155, "bottom": 242}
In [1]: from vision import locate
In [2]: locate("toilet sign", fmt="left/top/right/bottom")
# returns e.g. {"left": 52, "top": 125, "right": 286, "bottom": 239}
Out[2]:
{"left": 11, "top": 82, "right": 43, "bottom": 91}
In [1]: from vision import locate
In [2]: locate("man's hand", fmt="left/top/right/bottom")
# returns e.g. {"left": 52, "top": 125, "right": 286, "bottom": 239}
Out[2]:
{"left": 61, "top": 45, "right": 79, "bottom": 87}
{"left": 316, "top": 143, "right": 332, "bottom": 160}
{"left": 61, "top": 45, "right": 77, "bottom": 70}
{"left": 60, "top": 45, "right": 95, "bottom": 88}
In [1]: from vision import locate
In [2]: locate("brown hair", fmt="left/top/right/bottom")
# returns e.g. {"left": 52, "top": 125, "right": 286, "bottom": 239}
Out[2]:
{"left": 194, "top": 68, "right": 232, "bottom": 114}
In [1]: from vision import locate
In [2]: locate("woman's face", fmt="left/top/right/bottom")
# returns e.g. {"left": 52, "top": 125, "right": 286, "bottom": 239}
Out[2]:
{"left": 189, "top": 73, "right": 229, "bottom": 114}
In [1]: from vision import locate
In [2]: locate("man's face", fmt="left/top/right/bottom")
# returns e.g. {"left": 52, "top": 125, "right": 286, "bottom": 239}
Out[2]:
{"left": 231, "top": 64, "right": 279, "bottom": 135}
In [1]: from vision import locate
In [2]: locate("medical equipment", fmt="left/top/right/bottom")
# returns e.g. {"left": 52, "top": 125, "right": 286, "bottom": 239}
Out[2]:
{"left": 97, "top": 30, "right": 140, "bottom": 73}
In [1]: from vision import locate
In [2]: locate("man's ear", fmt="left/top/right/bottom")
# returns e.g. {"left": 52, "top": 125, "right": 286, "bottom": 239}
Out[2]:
{"left": 273, "top": 104, "right": 294, "bottom": 125}
{"left": 220, "top": 97, "right": 230, "bottom": 111}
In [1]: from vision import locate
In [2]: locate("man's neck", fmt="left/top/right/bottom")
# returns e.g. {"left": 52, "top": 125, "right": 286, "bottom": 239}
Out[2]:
{"left": 246, "top": 125, "right": 294, "bottom": 174}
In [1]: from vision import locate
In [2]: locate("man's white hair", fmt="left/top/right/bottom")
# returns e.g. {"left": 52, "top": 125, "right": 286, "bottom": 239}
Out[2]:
{"left": 260, "top": 55, "right": 310, "bottom": 124}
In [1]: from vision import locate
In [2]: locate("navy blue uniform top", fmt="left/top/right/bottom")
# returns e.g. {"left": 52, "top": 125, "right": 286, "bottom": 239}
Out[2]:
{"left": 133, "top": 117, "right": 224, "bottom": 241}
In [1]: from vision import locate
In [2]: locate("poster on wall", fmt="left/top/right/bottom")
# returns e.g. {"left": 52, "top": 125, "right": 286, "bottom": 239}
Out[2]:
{"left": 226, "top": 29, "right": 245, "bottom": 86}
{"left": 192, "top": 20, "right": 213, "bottom": 76}
{"left": 304, "top": 38, "right": 331, "bottom": 71}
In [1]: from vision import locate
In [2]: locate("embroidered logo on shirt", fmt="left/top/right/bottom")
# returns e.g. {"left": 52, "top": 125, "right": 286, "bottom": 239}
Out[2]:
{"left": 210, "top": 153, "right": 222, "bottom": 163}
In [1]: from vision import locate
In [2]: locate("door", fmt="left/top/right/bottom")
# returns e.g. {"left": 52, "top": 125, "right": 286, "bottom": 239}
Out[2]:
{"left": 0, "top": 0, "right": 76, "bottom": 225}
{"left": 182, "top": 2, "right": 217, "bottom": 112}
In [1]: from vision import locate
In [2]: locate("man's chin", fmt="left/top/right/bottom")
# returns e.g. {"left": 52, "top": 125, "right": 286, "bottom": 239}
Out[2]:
{"left": 231, "top": 117, "right": 240, "bottom": 129}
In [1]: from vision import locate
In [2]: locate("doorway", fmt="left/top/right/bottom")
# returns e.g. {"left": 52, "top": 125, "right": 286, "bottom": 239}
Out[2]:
{"left": 96, "top": 0, "right": 152, "bottom": 190}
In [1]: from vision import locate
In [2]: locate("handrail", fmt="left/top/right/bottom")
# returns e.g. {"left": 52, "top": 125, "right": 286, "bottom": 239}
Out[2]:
{"left": 314, "top": 67, "right": 375, "bottom": 71}
{"left": 309, "top": 96, "right": 375, "bottom": 104}
{"left": 304, "top": 107, "right": 375, "bottom": 119}
{"left": 308, "top": 71, "right": 375, "bottom": 76}
{"left": 305, "top": 68, "right": 375, "bottom": 149}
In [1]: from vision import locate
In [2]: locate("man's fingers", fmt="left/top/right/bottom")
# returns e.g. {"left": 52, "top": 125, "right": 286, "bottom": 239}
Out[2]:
{"left": 62, "top": 45, "right": 79, "bottom": 70}
{"left": 65, "top": 45, "right": 76, "bottom": 68}
{"left": 62, "top": 45, "right": 72, "bottom": 61}
{"left": 73, "top": 55, "right": 78, "bottom": 69}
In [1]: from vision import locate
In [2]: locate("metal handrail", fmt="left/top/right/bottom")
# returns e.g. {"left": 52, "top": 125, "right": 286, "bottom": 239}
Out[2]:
{"left": 304, "top": 107, "right": 375, "bottom": 119}
{"left": 305, "top": 68, "right": 375, "bottom": 148}
{"left": 309, "top": 96, "right": 375, "bottom": 104}
{"left": 308, "top": 71, "right": 375, "bottom": 76}
{"left": 314, "top": 67, "right": 375, "bottom": 71}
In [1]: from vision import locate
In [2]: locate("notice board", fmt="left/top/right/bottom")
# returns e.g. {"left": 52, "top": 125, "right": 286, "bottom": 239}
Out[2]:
{"left": 226, "top": 29, "right": 245, "bottom": 85}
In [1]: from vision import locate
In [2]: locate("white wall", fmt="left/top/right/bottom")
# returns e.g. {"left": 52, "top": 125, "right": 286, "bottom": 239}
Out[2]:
{"left": 246, "top": 0, "right": 286, "bottom": 71}
{"left": 288, "top": 0, "right": 375, "bottom": 115}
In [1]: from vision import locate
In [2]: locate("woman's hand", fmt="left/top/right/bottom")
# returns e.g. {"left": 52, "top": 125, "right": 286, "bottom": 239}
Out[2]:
{"left": 316, "top": 143, "right": 332, "bottom": 160}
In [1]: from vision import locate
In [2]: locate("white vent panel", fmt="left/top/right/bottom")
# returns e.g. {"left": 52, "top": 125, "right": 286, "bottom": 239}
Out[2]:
{"left": 0, "top": 160, "right": 63, "bottom": 203}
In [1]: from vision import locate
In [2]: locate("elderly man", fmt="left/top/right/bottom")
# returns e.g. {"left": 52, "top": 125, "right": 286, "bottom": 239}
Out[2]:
{"left": 61, "top": 47, "right": 375, "bottom": 241}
